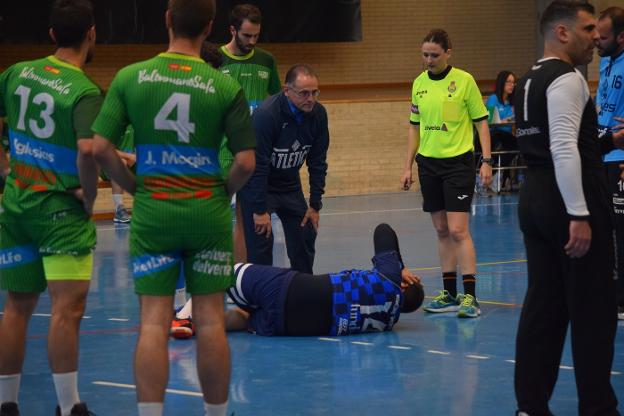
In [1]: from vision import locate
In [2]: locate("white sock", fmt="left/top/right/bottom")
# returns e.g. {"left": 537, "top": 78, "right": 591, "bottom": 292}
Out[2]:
{"left": 52, "top": 372, "right": 80, "bottom": 416}
{"left": 176, "top": 298, "right": 193, "bottom": 320}
{"left": 138, "top": 402, "right": 163, "bottom": 416}
{"left": 112, "top": 194, "right": 123, "bottom": 209}
{"left": 204, "top": 400, "right": 228, "bottom": 416}
{"left": 0, "top": 373, "right": 21, "bottom": 403}
{"left": 174, "top": 287, "right": 188, "bottom": 312}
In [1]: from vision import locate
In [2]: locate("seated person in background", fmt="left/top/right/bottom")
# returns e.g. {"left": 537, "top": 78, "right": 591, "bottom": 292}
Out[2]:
{"left": 171, "top": 223, "right": 424, "bottom": 338}
{"left": 486, "top": 70, "right": 518, "bottom": 191}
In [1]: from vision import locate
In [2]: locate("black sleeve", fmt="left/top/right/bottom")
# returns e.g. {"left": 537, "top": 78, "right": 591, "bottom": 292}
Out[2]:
{"left": 307, "top": 105, "right": 329, "bottom": 205}
{"left": 246, "top": 106, "right": 278, "bottom": 214}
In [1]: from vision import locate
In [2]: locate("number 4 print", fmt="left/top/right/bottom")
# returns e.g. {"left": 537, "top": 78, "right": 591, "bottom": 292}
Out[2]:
{"left": 154, "top": 93, "right": 195, "bottom": 143}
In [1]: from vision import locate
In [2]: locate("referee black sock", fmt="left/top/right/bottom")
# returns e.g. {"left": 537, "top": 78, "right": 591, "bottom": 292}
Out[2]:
{"left": 462, "top": 274, "right": 476, "bottom": 298}
{"left": 442, "top": 271, "right": 457, "bottom": 298}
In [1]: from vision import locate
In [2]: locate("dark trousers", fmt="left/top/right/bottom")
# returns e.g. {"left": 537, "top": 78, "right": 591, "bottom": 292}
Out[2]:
{"left": 239, "top": 188, "right": 316, "bottom": 274}
{"left": 515, "top": 169, "right": 619, "bottom": 416}
{"left": 606, "top": 162, "right": 624, "bottom": 307}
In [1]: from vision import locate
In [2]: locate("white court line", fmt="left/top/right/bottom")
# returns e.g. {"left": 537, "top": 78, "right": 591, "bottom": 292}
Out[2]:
{"left": 505, "top": 359, "right": 516, "bottom": 364}
{"left": 108, "top": 318, "right": 129, "bottom": 322}
{"left": 318, "top": 337, "right": 340, "bottom": 342}
{"left": 32, "top": 313, "right": 52, "bottom": 317}
{"left": 93, "top": 381, "right": 203, "bottom": 397}
{"left": 388, "top": 345, "right": 412, "bottom": 350}
{"left": 466, "top": 354, "right": 490, "bottom": 360}
{"left": 559, "top": 365, "right": 574, "bottom": 370}
{"left": 612, "top": 371, "right": 622, "bottom": 376}
{"left": 351, "top": 341, "right": 374, "bottom": 346}
{"left": 427, "top": 350, "right": 450, "bottom": 355}
{"left": 96, "top": 225, "right": 130, "bottom": 231}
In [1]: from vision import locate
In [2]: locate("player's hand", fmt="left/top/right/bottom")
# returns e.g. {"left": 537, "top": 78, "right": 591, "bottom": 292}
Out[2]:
{"left": 613, "top": 128, "right": 624, "bottom": 150}
{"left": 301, "top": 206, "right": 320, "bottom": 232}
{"left": 564, "top": 220, "right": 591, "bottom": 258}
{"left": 253, "top": 212, "right": 272, "bottom": 238}
{"left": 70, "top": 188, "right": 94, "bottom": 217}
{"left": 611, "top": 116, "right": 624, "bottom": 131}
{"left": 480, "top": 163, "right": 493, "bottom": 187}
{"left": 400, "top": 170, "right": 414, "bottom": 190}
{"left": 400, "top": 268, "right": 421, "bottom": 289}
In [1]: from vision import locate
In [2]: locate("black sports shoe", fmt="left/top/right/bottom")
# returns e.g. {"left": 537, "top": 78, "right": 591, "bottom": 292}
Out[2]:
{"left": 55, "top": 403, "right": 95, "bottom": 416}
{"left": 0, "top": 402, "right": 20, "bottom": 416}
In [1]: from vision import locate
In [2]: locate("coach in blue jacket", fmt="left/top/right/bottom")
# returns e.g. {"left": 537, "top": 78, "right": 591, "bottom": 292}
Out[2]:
{"left": 239, "top": 64, "right": 329, "bottom": 273}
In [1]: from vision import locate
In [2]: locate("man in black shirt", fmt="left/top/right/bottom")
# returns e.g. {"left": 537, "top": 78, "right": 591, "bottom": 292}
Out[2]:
{"left": 239, "top": 64, "right": 329, "bottom": 274}
{"left": 513, "top": 2, "right": 620, "bottom": 415}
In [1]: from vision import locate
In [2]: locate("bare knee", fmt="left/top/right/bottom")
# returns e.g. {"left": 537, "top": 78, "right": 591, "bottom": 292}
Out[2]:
{"left": 4, "top": 292, "right": 39, "bottom": 318}
{"left": 448, "top": 226, "right": 470, "bottom": 243}
{"left": 433, "top": 223, "right": 450, "bottom": 239}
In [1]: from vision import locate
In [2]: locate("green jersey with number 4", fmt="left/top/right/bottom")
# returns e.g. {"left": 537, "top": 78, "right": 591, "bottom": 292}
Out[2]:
{"left": 0, "top": 55, "right": 103, "bottom": 217}
{"left": 92, "top": 52, "right": 256, "bottom": 236}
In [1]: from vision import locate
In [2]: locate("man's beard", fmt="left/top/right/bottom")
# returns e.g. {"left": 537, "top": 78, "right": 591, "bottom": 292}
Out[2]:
{"left": 235, "top": 33, "right": 253, "bottom": 54}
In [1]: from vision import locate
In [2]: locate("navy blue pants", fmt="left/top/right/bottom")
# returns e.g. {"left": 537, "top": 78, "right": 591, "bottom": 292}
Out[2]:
{"left": 239, "top": 188, "right": 317, "bottom": 273}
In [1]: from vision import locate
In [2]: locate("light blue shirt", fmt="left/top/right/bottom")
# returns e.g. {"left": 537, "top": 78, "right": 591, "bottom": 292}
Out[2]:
{"left": 597, "top": 52, "right": 624, "bottom": 162}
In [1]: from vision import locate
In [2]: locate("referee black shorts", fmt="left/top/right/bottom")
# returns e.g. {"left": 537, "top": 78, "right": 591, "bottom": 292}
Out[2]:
{"left": 416, "top": 151, "right": 475, "bottom": 213}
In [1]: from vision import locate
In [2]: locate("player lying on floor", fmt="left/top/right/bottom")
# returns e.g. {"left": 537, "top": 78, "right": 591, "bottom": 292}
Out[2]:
{"left": 171, "top": 223, "right": 424, "bottom": 337}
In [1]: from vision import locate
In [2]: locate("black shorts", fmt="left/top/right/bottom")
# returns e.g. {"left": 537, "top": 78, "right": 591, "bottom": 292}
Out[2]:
{"left": 416, "top": 151, "right": 475, "bottom": 213}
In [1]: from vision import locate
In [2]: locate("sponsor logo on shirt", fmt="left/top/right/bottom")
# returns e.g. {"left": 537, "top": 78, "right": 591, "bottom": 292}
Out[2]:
{"left": 424, "top": 123, "right": 448, "bottom": 131}
{"left": 44, "top": 65, "right": 60, "bottom": 75}
{"left": 270, "top": 144, "right": 311, "bottom": 169}
{"left": 515, "top": 126, "right": 541, "bottom": 137}
{"left": 13, "top": 137, "right": 55, "bottom": 163}
{"left": 414, "top": 90, "right": 427, "bottom": 97}
{"left": 19, "top": 67, "right": 72, "bottom": 95}
{"left": 258, "top": 70, "right": 269, "bottom": 79}
{"left": 138, "top": 69, "right": 216, "bottom": 94}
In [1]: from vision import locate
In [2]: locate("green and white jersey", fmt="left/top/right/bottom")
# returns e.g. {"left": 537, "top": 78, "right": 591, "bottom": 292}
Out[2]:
{"left": 91, "top": 52, "right": 255, "bottom": 236}
{"left": 0, "top": 56, "right": 102, "bottom": 217}
{"left": 219, "top": 46, "right": 281, "bottom": 113}
{"left": 410, "top": 66, "right": 488, "bottom": 159}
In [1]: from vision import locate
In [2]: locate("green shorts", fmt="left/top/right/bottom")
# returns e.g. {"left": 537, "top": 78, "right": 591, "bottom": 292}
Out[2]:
{"left": 130, "top": 229, "right": 234, "bottom": 296}
{"left": 0, "top": 211, "right": 96, "bottom": 293}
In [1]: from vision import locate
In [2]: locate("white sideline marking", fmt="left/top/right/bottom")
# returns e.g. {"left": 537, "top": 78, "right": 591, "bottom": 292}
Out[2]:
{"left": 505, "top": 359, "right": 516, "bottom": 364}
{"left": 388, "top": 345, "right": 412, "bottom": 350}
{"left": 93, "top": 381, "right": 203, "bottom": 397}
{"left": 33, "top": 313, "right": 52, "bottom": 317}
{"left": 427, "top": 350, "right": 450, "bottom": 355}
{"left": 466, "top": 354, "right": 489, "bottom": 360}
{"left": 612, "top": 371, "right": 621, "bottom": 376}
{"left": 559, "top": 365, "right": 574, "bottom": 370}
{"left": 351, "top": 341, "right": 373, "bottom": 346}
{"left": 318, "top": 337, "right": 340, "bottom": 342}
{"left": 108, "top": 318, "right": 129, "bottom": 322}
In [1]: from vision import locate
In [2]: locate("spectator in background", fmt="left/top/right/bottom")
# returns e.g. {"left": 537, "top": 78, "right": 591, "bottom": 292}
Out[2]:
{"left": 486, "top": 70, "right": 518, "bottom": 191}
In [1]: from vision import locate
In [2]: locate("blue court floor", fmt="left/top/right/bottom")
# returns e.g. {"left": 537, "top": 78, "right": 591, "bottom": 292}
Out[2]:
{"left": 1, "top": 192, "right": 623, "bottom": 415}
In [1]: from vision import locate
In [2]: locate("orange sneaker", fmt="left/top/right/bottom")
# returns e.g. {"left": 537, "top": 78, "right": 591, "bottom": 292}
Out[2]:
{"left": 170, "top": 317, "right": 195, "bottom": 339}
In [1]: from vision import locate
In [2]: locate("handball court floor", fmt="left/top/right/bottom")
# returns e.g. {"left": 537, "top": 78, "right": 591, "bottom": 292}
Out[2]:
{"left": 1, "top": 192, "right": 623, "bottom": 415}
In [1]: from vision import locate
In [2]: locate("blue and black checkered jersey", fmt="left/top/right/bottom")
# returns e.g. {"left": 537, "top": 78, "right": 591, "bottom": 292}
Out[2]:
{"left": 329, "top": 269, "right": 402, "bottom": 336}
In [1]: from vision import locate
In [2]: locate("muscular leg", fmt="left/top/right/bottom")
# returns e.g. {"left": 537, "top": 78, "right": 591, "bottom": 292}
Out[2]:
{"left": 446, "top": 211, "right": 476, "bottom": 276}
{"left": 47, "top": 281, "right": 90, "bottom": 373}
{"left": 431, "top": 211, "right": 458, "bottom": 294}
{"left": 0, "top": 292, "right": 39, "bottom": 376}
{"left": 134, "top": 295, "right": 173, "bottom": 402}
{"left": 192, "top": 294, "right": 230, "bottom": 405}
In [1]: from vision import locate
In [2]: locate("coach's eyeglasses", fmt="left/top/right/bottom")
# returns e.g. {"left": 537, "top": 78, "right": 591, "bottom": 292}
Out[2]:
{"left": 289, "top": 87, "right": 321, "bottom": 99}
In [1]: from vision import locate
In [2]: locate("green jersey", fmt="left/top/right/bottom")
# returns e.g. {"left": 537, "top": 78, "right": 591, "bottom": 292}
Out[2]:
{"left": 91, "top": 52, "right": 256, "bottom": 236}
{"left": 219, "top": 46, "right": 281, "bottom": 114}
{"left": 410, "top": 67, "right": 488, "bottom": 159}
{"left": 0, "top": 55, "right": 103, "bottom": 217}
{"left": 218, "top": 46, "right": 280, "bottom": 175}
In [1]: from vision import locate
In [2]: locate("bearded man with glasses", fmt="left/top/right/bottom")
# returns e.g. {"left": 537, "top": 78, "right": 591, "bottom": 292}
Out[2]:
{"left": 239, "top": 64, "right": 329, "bottom": 274}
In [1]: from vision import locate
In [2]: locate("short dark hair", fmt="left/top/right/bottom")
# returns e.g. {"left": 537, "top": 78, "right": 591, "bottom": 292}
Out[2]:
{"left": 229, "top": 4, "right": 262, "bottom": 31}
{"left": 599, "top": 6, "right": 624, "bottom": 38}
{"left": 201, "top": 41, "right": 223, "bottom": 69}
{"left": 494, "top": 70, "right": 515, "bottom": 103}
{"left": 400, "top": 283, "right": 425, "bottom": 314}
{"left": 285, "top": 64, "right": 318, "bottom": 86}
{"left": 49, "top": 0, "right": 94, "bottom": 49}
{"left": 540, "top": 0, "right": 595, "bottom": 35}
{"left": 422, "top": 29, "right": 452, "bottom": 51}
{"left": 168, "top": 0, "right": 215, "bottom": 39}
